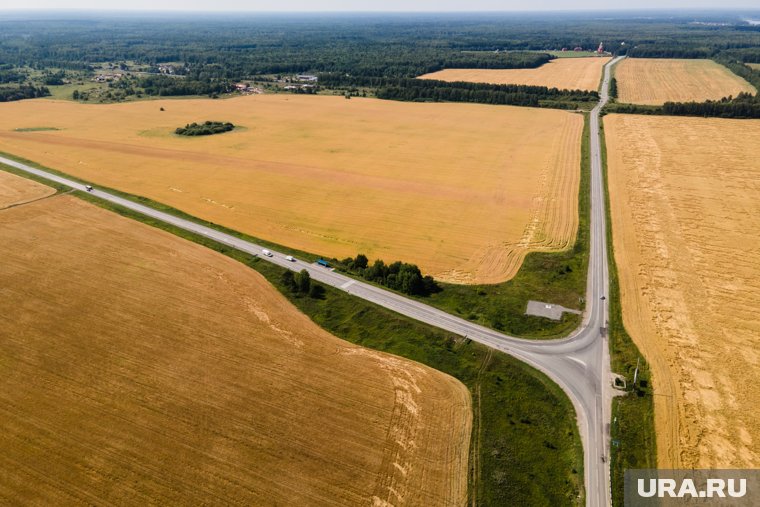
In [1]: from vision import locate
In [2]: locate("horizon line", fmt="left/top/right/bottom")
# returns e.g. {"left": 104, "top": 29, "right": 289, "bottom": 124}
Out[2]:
{"left": 2, "top": 7, "right": 760, "bottom": 14}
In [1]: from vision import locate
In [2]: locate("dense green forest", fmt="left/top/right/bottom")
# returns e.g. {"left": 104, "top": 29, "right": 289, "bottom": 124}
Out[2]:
{"left": 2, "top": 11, "right": 760, "bottom": 107}
{"left": 0, "top": 84, "right": 50, "bottom": 102}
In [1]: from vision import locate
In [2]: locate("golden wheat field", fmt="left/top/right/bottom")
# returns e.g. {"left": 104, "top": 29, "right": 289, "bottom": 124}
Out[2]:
{"left": 0, "top": 172, "right": 471, "bottom": 506}
{"left": 605, "top": 114, "right": 760, "bottom": 470}
{"left": 614, "top": 58, "right": 756, "bottom": 105}
{"left": 0, "top": 169, "right": 54, "bottom": 208}
{"left": 418, "top": 57, "right": 610, "bottom": 91}
{"left": 0, "top": 95, "right": 582, "bottom": 284}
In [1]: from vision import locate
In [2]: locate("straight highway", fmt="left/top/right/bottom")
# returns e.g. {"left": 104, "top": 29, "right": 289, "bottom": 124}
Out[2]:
{"left": 0, "top": 55, "right": 624, "bottom": 507}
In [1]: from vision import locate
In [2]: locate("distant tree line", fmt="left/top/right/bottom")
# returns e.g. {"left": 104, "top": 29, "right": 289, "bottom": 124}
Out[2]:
{"left": 376, "top": 79, "right": 597, "bottom": 107}
{"left": 626, "top": 46, "right": 712, "bottom": 59}
{"left": 608, "top": 93, "right": 760, "bottom": 119}
{"left": 0, "top": 69, "right": 26, "bottom": 84}
{"left": 175, "top": 121, "right": 235, "bottom": 136}
{"left": 137, "top": 75, "right": 234, "bottom": 97}
{"left": 336, "top": 254, "right": 441, "bottom": 297}
{"left": 42, "top": 70, "right": 66, "bottom": 86}
{"left": 609, "top": 77, "right": 618, "bottom": 98}
{"left": 320, "top": 74, "right": 597, "bottom": 107}
{"left": 0, "top": 85, "right": 50, "bottom": 102}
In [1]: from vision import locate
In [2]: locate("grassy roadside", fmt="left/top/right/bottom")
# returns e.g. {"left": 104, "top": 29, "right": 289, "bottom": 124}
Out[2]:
{"left": 1, "top": 162, "right": 586, "bottom": 506}
{"left": 0, "top": 135, "right": 590, "bottom": 339}
{"left": 598, "top": 120, "right": 657, "bottom": 506}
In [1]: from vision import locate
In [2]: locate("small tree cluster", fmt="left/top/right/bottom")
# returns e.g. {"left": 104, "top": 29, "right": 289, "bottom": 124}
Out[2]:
{"left": 339, "top": 254, "right": 440, "bottom": 297}
{"left": 175, "top": 121, "right": 234, "bottom": 136}
{"left": 281, "top": 269, "right": 325, "bottom": 299}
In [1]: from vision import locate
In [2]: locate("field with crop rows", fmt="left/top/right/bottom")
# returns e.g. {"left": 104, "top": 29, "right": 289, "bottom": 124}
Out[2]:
{"left": 0, "top": 175, "right": 471, "bottom": 505}
{"left": 615, "top": 58, "right": 756, "bottom": 105}
{"left": 0, "top": 95, "right": 582, "bottom": 284}
{"left": 418, "top": 57, "right": 609, "bottom": 91}
{"left": 0, "top": 169, "right": 55, "bottom": 208}
{"left": 605, "top": 114, "right": 760, "bottom": 469}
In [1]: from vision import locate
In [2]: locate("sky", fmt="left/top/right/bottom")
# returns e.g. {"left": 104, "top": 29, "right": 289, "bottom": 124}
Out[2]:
{"left": 5, "top": 1, "right": 760, "bottom": 12}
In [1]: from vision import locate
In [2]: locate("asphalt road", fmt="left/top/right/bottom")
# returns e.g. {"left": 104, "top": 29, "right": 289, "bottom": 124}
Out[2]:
{"left": 0, "top": 56, "right": 624, "bottom": 507}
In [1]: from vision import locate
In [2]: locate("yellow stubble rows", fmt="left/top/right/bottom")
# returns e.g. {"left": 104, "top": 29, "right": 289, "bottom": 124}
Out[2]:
{"left": 0, "top": 94, "right": 582, "bottom": 284}
{"left": 605, "top": 114, "right": 760, "bottom": 469}
{"left": 418, "top": 57, "right": 610, "bottom": 92}
{"left": 615, "top": 58, "right": 756, "bottom": 105}
{"left": 0, "top": 174, "right": 472, "bottom": 505}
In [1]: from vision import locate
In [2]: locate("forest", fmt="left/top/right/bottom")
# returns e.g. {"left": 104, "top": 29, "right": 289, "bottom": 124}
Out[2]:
{"left": 0, "top": 84, "right": 50, "bottom": 102}
{"left": 1, "top": 11, "right": 760, "bottom": 110}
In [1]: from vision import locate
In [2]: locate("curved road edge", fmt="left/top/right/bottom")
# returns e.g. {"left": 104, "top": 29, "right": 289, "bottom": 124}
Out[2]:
{"left": 0, "top": 56, "right": 624, "bottom": 506}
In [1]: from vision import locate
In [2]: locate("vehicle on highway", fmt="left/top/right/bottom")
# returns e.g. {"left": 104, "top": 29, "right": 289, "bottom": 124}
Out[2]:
{"left": 262, "top": 249, "right": 273, "bottom": 257}
{"left": 316, "top": 258, "right": 330, "bottom": 268}
{"left": 285, "top": 255, "right": 295, "bottom": 262}
{"left": 85, "top": 185, "right": 93, "bottom": 192}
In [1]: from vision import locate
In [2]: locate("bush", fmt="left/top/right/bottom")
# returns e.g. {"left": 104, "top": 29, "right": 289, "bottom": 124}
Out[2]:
{"left": 175, "top": 121, "right": 235, "bottom": 136}
{"left": 308, "top": 283, "right": 325, "bottom": 299}
{"left": 281, "top": 270, "right": 297, "bottom": 292}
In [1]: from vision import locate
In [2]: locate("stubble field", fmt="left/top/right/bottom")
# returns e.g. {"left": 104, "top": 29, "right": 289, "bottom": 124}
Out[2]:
{"left": 417, "top": 57, "right": 610, "bottom": 91}
{"left": 0, "top": 174, "right": 471, "bottom": 506}
{"left": 0, "top": 95, "right": 583, "bottom": 284}
{"left": 605, "top": 114, "right": 760, "bottom": 469}
{"left": 0, "top": 168, "right": 55, "bottom": 208}
{"left": 614, "top": 58, "right": 756, "bottom": 105}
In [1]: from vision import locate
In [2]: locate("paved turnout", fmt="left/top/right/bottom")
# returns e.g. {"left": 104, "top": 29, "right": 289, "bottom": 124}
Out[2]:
{"left": 0, "top": 56, "right": 624, "bottom": 507}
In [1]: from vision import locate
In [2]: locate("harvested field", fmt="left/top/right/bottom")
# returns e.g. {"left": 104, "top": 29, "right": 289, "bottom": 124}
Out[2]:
{"left": 748, "top": 63, "right": 760, "bottom": 71}
{"left": 0, "top": 168, "right": 55, "bottom": 208}
{"left": 0, "top": 180, "right": 471, "bottom": 506}
{"left": 418, "top": 57, "right": 610, "bottom": 91}
{"left": 0, "top": 95, "right": 583, "bottom": 284}
{"left": 615, "top": 58, "right": 756, "bottom": 105}
{"left": 605, "top": 114, "right": 760, "bottom": 469}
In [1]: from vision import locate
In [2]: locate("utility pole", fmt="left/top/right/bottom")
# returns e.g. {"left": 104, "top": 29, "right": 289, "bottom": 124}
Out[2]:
{"left": 632, "top": 357, "right": 640, "bottom": 388}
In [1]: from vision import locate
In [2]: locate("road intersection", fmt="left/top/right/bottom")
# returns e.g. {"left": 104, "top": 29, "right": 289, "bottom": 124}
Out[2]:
{"left": 0, "top": 56, "right": 624, "bottom": 507}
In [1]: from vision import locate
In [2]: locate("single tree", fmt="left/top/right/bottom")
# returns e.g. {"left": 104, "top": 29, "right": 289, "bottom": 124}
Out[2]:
{"left": 281, "top": 270, "right": 298, "bottom": 292}
{"left": 296, "top": 269, "right": 311, "bottom": 294}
